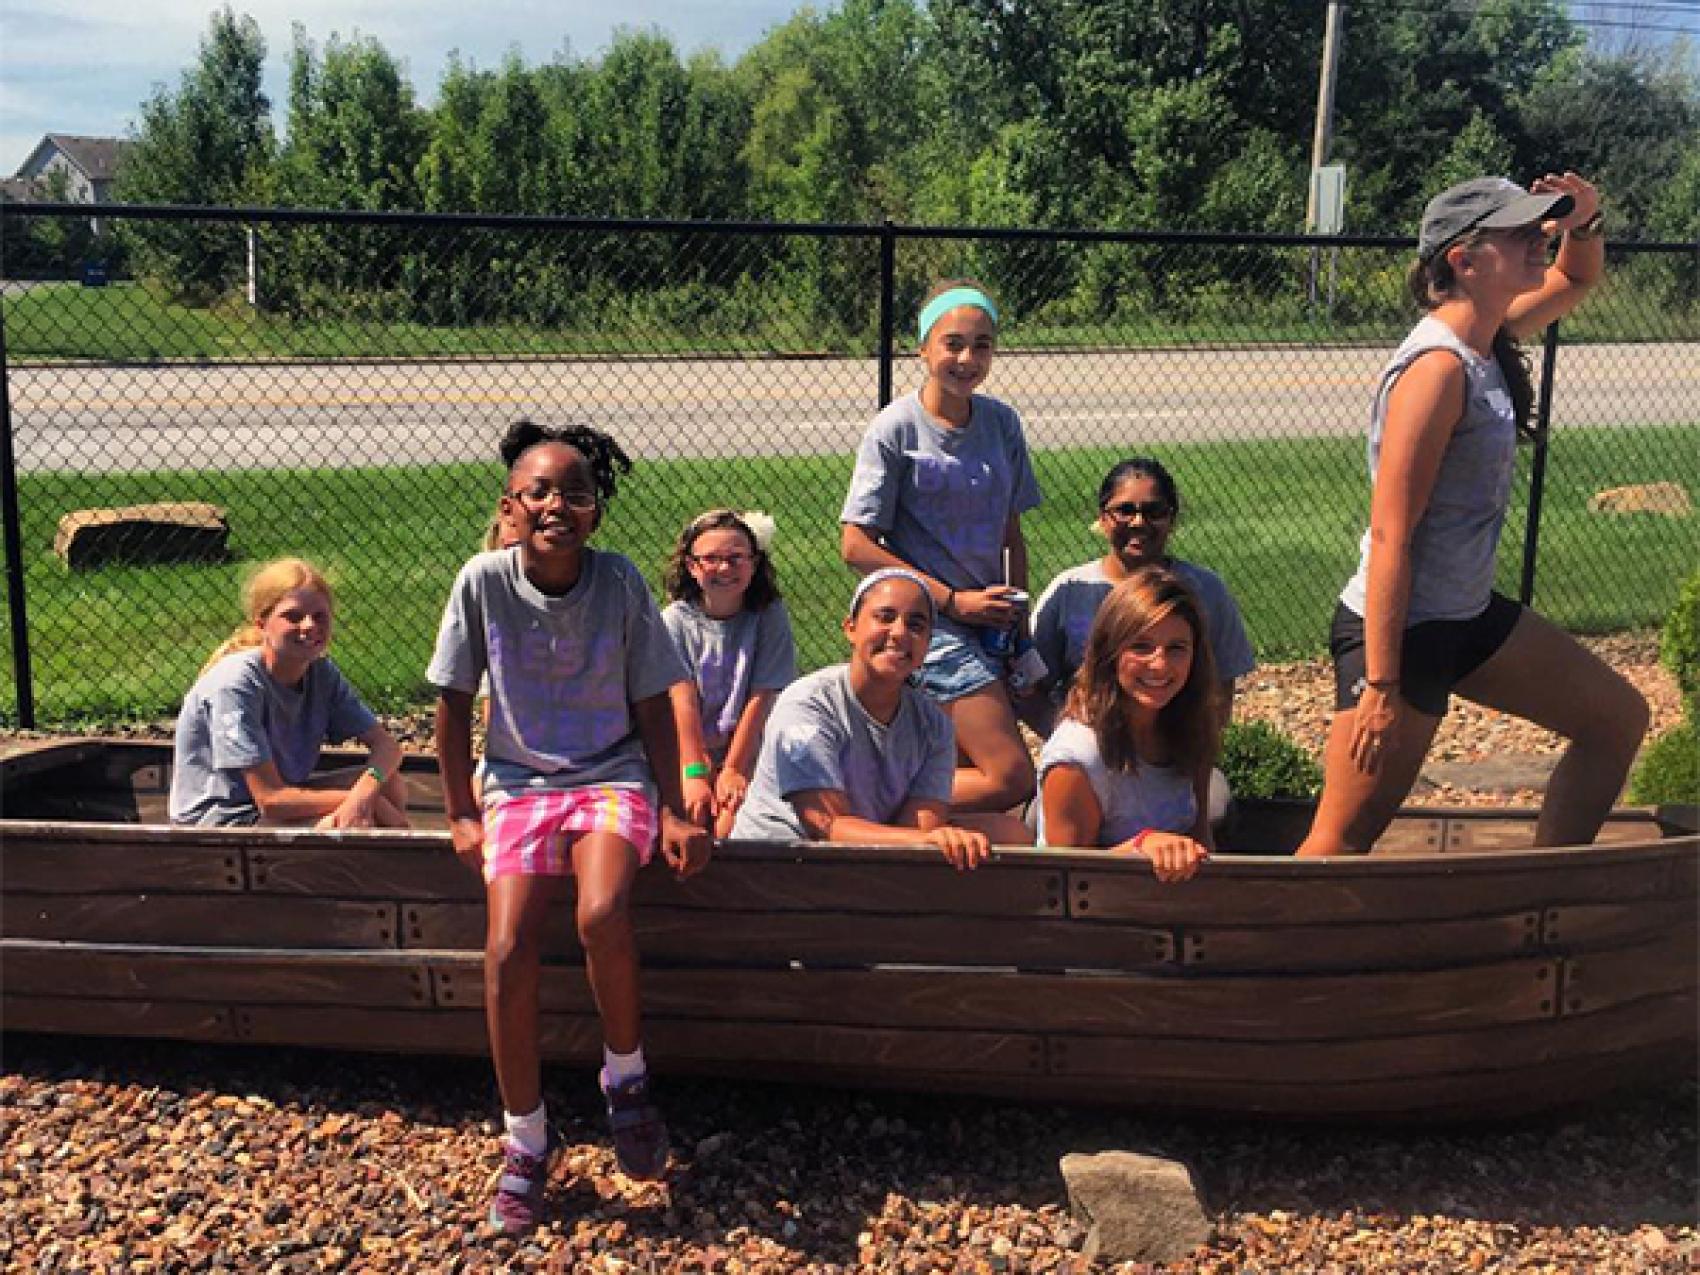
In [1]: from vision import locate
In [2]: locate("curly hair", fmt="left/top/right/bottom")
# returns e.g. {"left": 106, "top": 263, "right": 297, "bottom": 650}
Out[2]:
{"left": 499, "top": 418, "right": 633, "bottom": 505}
{"left": 1062, "top": 565, "right": 1220, "bottom": 777}
{"left": 664, "top": 509, "right": 781, "bottom": 611}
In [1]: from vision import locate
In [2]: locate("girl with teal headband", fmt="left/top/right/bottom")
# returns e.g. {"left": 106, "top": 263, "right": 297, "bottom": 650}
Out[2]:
{"left": 839, "top": 278, "right": 1041, "bottom": 840}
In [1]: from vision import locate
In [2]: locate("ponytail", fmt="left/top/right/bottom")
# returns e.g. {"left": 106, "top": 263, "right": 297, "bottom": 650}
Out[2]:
{"left": 1406, "top": 253, "right": 1535, "bottom": 437}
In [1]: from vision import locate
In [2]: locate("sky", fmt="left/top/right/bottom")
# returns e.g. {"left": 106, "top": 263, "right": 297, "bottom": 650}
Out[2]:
{"left": 0, "top": 0, "right": 801, "bottom": 174}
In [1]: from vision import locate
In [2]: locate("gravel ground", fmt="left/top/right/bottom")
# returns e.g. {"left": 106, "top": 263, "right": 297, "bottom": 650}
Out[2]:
{"left": 4, "top": 632, "right": 1694, "bottom": 1272}
{"left": 2, "top": 1037, "right": 1695, "bottom": 1274}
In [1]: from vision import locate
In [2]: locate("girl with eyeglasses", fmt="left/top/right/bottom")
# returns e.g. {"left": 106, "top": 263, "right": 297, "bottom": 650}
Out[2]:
{"left": 1298, "top": 172, "right": 1647, "bottom": 857}
{"left": 840, "top": 279, "right": 1043, "bottom": 820}
{"left": 662, "top": 509, "right": 797, "bottom": 838}
{"left": 429, "top": 418, "right": 711, "bottom": 1233}
{"left": 1026, "top": 457, "right": 1254, "bottom": 739}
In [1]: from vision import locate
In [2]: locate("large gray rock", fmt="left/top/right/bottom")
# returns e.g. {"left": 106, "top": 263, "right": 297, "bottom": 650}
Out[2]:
{"left": 55, "top": 503, "right": 230, "bottom": 570}
{"left": 1060, "top": 1149, "right": 1213, "bottom": 1264}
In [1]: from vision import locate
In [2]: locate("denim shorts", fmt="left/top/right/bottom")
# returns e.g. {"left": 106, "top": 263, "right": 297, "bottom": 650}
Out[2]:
{"left": 914, "top": 623, "right": 1003, "bottom": 704}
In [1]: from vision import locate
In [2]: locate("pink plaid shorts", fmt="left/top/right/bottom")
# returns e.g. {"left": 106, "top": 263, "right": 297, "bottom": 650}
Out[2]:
{"left": 481, "top": 785, "right": 657, "bottom": 883}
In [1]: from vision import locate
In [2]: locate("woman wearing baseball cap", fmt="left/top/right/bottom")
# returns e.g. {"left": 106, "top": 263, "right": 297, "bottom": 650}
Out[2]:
{"left": 1297, "top": 172, "right": 1648, "bottom": 857}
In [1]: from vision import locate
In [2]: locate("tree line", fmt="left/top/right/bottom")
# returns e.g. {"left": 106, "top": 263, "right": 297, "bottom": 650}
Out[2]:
{"left": 16, "top": 1, "right": 1700, "bottom": 336}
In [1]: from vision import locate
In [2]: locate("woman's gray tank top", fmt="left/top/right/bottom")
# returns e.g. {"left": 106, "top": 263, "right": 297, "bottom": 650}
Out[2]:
{"left": 1340, "top": 315, "right": 1518, "bottom": 624}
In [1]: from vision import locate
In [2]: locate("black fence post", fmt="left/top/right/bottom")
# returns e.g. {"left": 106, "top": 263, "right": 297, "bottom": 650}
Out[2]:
{"left": 877, "top": 220, "right": 896, "bottom": 408}
{"left": 0, "top": 290, "right": 36, "bottom": 728}
{"left": 1519, "top": 320, "right": 1562, "bottom": 607}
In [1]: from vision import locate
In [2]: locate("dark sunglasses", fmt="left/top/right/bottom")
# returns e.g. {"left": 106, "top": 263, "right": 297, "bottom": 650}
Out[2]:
{"left": 1102, "top": 500, "right": 1174, "bottom": 523}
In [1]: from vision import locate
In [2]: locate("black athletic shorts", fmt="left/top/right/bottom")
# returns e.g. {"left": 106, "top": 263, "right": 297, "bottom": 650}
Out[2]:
{"left": 1330, "top": 591, "right": 1524, "bottom": 716}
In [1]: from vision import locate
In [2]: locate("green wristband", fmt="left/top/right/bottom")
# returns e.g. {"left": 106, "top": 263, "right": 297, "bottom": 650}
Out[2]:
{"left": 683, "top": 762, "right": 711, "bottom": 780}
{"left": 364, "top": 764, "right": 387, "bottom": 785}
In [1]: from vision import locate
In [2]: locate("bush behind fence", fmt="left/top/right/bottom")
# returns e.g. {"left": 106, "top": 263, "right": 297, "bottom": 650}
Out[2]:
{"left": 2, "top": 204, "right": 1696, "bottom": 728}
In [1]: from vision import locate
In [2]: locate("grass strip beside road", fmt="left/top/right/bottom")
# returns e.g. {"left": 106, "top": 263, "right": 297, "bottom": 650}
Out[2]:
{"left": 4, "top": 424, "right": 1694, "bottom": 725}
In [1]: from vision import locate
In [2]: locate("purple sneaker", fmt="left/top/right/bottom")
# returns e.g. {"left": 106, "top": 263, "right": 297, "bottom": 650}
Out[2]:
{"left": 602, "top": 1073, "right": 670, "bottom": 1181}
{"left": 487, "top": 1129, "right": 558, "bottom": 1234}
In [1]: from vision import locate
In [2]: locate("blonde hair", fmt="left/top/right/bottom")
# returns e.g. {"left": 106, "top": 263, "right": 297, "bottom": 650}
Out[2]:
{"left": 199, "top": 557, "right": 333, "bottom": 678}
{"left": 1062, "top": 565, "right": 1219, "bottom": 776}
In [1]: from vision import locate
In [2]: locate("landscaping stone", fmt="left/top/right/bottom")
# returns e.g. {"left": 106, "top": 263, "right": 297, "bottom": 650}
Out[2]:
{"left": 55, "top": 502, "right": 231, "bottom": 570}
{"left": 1588, "top": 482, "right": 1692, "bottom": 517}
{"left": 1059, "top": 1148, "right": 1213, "bottom": 1263}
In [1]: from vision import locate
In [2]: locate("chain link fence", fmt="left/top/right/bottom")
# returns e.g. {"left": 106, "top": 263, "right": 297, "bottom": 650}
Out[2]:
{"left": 3, "top": 204, "right": 1696, "bottom": 727}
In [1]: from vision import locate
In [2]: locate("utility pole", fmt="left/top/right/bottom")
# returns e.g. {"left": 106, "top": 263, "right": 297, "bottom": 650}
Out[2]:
{"left": 1306, "top": 0, "right": 1346, "bottom": 233}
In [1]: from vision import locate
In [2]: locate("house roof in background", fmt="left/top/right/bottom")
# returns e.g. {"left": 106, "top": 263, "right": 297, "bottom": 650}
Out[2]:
{"left": 17, "top": 134, "right": 133, "bottom": 181}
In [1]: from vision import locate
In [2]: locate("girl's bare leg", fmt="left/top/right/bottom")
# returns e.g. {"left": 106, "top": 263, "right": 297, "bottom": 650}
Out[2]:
{"left": 947, "top": 683, "right": 1036, "bottom": 814}
{"left": 1454, "top": 610, "right": 1648, "bottom": 846}
{"left": 485, "top": 874, "right": 569, "bottom": 1115}
{"left": 570, "top": 833, "right": 643, "bottom": 1054}
{"left": 1297, "top": 706, "right": 1442, "bottom": 857}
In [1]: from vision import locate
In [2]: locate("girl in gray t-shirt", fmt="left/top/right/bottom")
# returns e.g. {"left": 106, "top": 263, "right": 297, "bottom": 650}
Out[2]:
{"left": 731, "top": 569, "right": 1016, "bottom": 866}
{"left": 840, "top": 281, "right": 1042, "bottom": 821}
{"left": 661, "top": 509, "right": 797, "bottom": 838}
{"left": 1038, "top": 567, "right": 1221, "bottom": 884}
{"left": 169, "top": 557, "right": 407, "bottom": 829}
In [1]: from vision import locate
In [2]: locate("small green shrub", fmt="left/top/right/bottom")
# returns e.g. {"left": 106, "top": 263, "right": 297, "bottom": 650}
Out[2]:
{"left": 1661, "top": 567, "right": 1699, "bottom": 714}
{"left": 1220, "top": 720, "right": 1324, "bottom": 799}
{"left": 1628, "top": 720, "right": 1699, "bottom": 806}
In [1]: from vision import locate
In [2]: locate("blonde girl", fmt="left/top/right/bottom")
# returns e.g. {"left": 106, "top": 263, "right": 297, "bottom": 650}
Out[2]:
{"left": 662, "top": 509, "right": 797, "bottom": 838}
{"left": 1038, "top": 566, "right": 1220, "bottom": 883}
{"left": 169, "top": 558, "right": 408, "bottom": 828}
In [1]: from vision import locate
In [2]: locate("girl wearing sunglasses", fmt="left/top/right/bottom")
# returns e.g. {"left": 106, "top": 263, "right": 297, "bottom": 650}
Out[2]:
{"left": 1027, "top": 457, "right": 1254, "bottom": 739}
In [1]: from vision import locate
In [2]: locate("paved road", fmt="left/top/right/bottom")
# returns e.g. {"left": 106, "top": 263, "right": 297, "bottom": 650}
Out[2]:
{"left": 9, "top": 343, "right": 1696, "bottom": 473}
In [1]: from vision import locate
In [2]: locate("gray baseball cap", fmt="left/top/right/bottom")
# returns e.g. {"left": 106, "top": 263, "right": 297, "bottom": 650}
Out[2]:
{"left": 1417, "top": 177, "right": 1575, "bottom": 262}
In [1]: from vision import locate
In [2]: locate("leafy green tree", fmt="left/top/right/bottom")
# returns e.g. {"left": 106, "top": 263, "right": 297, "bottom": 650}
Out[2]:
{"left": 115, "top": 7, "right": 273, "bottom": 300}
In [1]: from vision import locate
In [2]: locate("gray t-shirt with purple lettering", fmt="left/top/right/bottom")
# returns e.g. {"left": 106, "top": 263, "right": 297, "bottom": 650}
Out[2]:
{"left": 840, "top": 390, "right": 1042, "bottom": 598}
{"left": 169, "top": 648, "right": 378, "bottom": 826}
{"left": 729, "top": 665, "right": 955, "bottom": 841}
{"left": 427, "top": 547, "right": 686, "bottom": 799}
{"left": 662, "top": 600, "right": 797, "bottom": 763}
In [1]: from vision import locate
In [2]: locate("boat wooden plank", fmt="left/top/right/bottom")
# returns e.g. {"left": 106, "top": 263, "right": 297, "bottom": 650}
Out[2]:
{"left": 4, "top": 838, "right": 246, "bottom": 894}
{"left": 249, "top": 844, "right": 475, "bottom": 900}
{"left": 430, "top": 957, "right": 1559, "bottom": 1039}
{"left": 404, "top": 902, "right": 1174, "bottom": 969}
{"left": 1443, "top": 816, "right": 1667, "bottom": 854}
{"left": 235, "top": 1004, "right": 1047, "bottom": 1076}
{"left": 1048, "top": 990, "right": 1696, "bottom": 1086}
{"left": 1180, "top": 911, "right": 1543, "bottom": 972}
{"left": 1365, "top": 818, "right": 1444, "bottom": 856}
{"left": 2, "top": 995, "right": 233, "bottom": 1041}
{"left": 1070, "top": 856, "right": 1677, "bottom": 926}
{"left": 1561, "top": 929, "right": 1700, "bottom": 1017}
{"left": 1, "top": 941, "right": 433, "bottom": 1008}
{"left": 1542, "top": 899, "right": 1698, "bottom": 951}
{"left": 638, "top": 858, "right": 1067, "bottom": 917}
{"left": 2, "top": 894, "right": 400, "bottom": 949}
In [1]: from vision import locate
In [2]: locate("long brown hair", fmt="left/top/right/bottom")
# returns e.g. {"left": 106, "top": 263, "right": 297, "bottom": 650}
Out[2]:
{"left": 1062, "top": 566, "right": 1220, "bottom": 776}
{"left": 1406, "top": 242, "right": 1536, "bottom": 435}
{"left": 199, "top": 557, "right": 333, "bottom": 678}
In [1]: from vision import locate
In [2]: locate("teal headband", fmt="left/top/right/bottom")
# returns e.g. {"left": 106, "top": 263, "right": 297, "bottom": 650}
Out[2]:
{"left": 917, "top": 287, "right": 999, "bottom": 343}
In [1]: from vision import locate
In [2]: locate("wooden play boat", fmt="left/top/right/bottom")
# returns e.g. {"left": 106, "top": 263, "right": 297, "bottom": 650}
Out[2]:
{"left": 3, "top": 738, "right": 1695, "bottom": 1121}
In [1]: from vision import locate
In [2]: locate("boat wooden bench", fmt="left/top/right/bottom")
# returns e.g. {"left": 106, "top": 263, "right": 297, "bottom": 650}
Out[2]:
{"left": 3, "top": 737, "right": 1694, "bottom": 1120}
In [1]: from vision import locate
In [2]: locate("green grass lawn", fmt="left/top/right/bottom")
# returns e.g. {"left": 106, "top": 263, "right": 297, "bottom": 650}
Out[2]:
{"left": 4, "top": 424, "right": 1694, "bottom": 726}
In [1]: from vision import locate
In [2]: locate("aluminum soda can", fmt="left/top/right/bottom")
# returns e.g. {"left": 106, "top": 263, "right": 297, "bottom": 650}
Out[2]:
{"left": 980, "top": 589, "right": 1028, "bottom": 658}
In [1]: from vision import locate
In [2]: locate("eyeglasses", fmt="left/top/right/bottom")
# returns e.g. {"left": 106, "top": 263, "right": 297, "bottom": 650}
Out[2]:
{"left": 1102, "top": 500, "right": 1174, "bottom": 523}
{"left": 690, "top": 553, "right": 753, "bottom": 570}
{"left": 507, "top": 482, "right": 598, "bottom": 511}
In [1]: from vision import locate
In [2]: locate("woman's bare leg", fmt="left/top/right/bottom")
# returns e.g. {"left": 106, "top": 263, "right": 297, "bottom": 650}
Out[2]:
{"left": 946, "top": 683, "right": 1036, "bottom": 813}
{"left": 1454, "top": 610, "right": 1648, "bottom": 846}
{"left": 570, "top": 833, "right": 643, "bottom": 1053}
{"left": 485, "top": 874, "right": 568, "bottom": 1115}
{"left": 1296, "top": 705, "right": 1442, "bottom": 857}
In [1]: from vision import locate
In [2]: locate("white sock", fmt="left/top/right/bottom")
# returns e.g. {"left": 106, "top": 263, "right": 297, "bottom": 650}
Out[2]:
{"left": 602, "top": 1044, "right": 647, "bottom": 1088}
{"left": 503, "top": 1102, "right": 548, "bottom": 1157}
